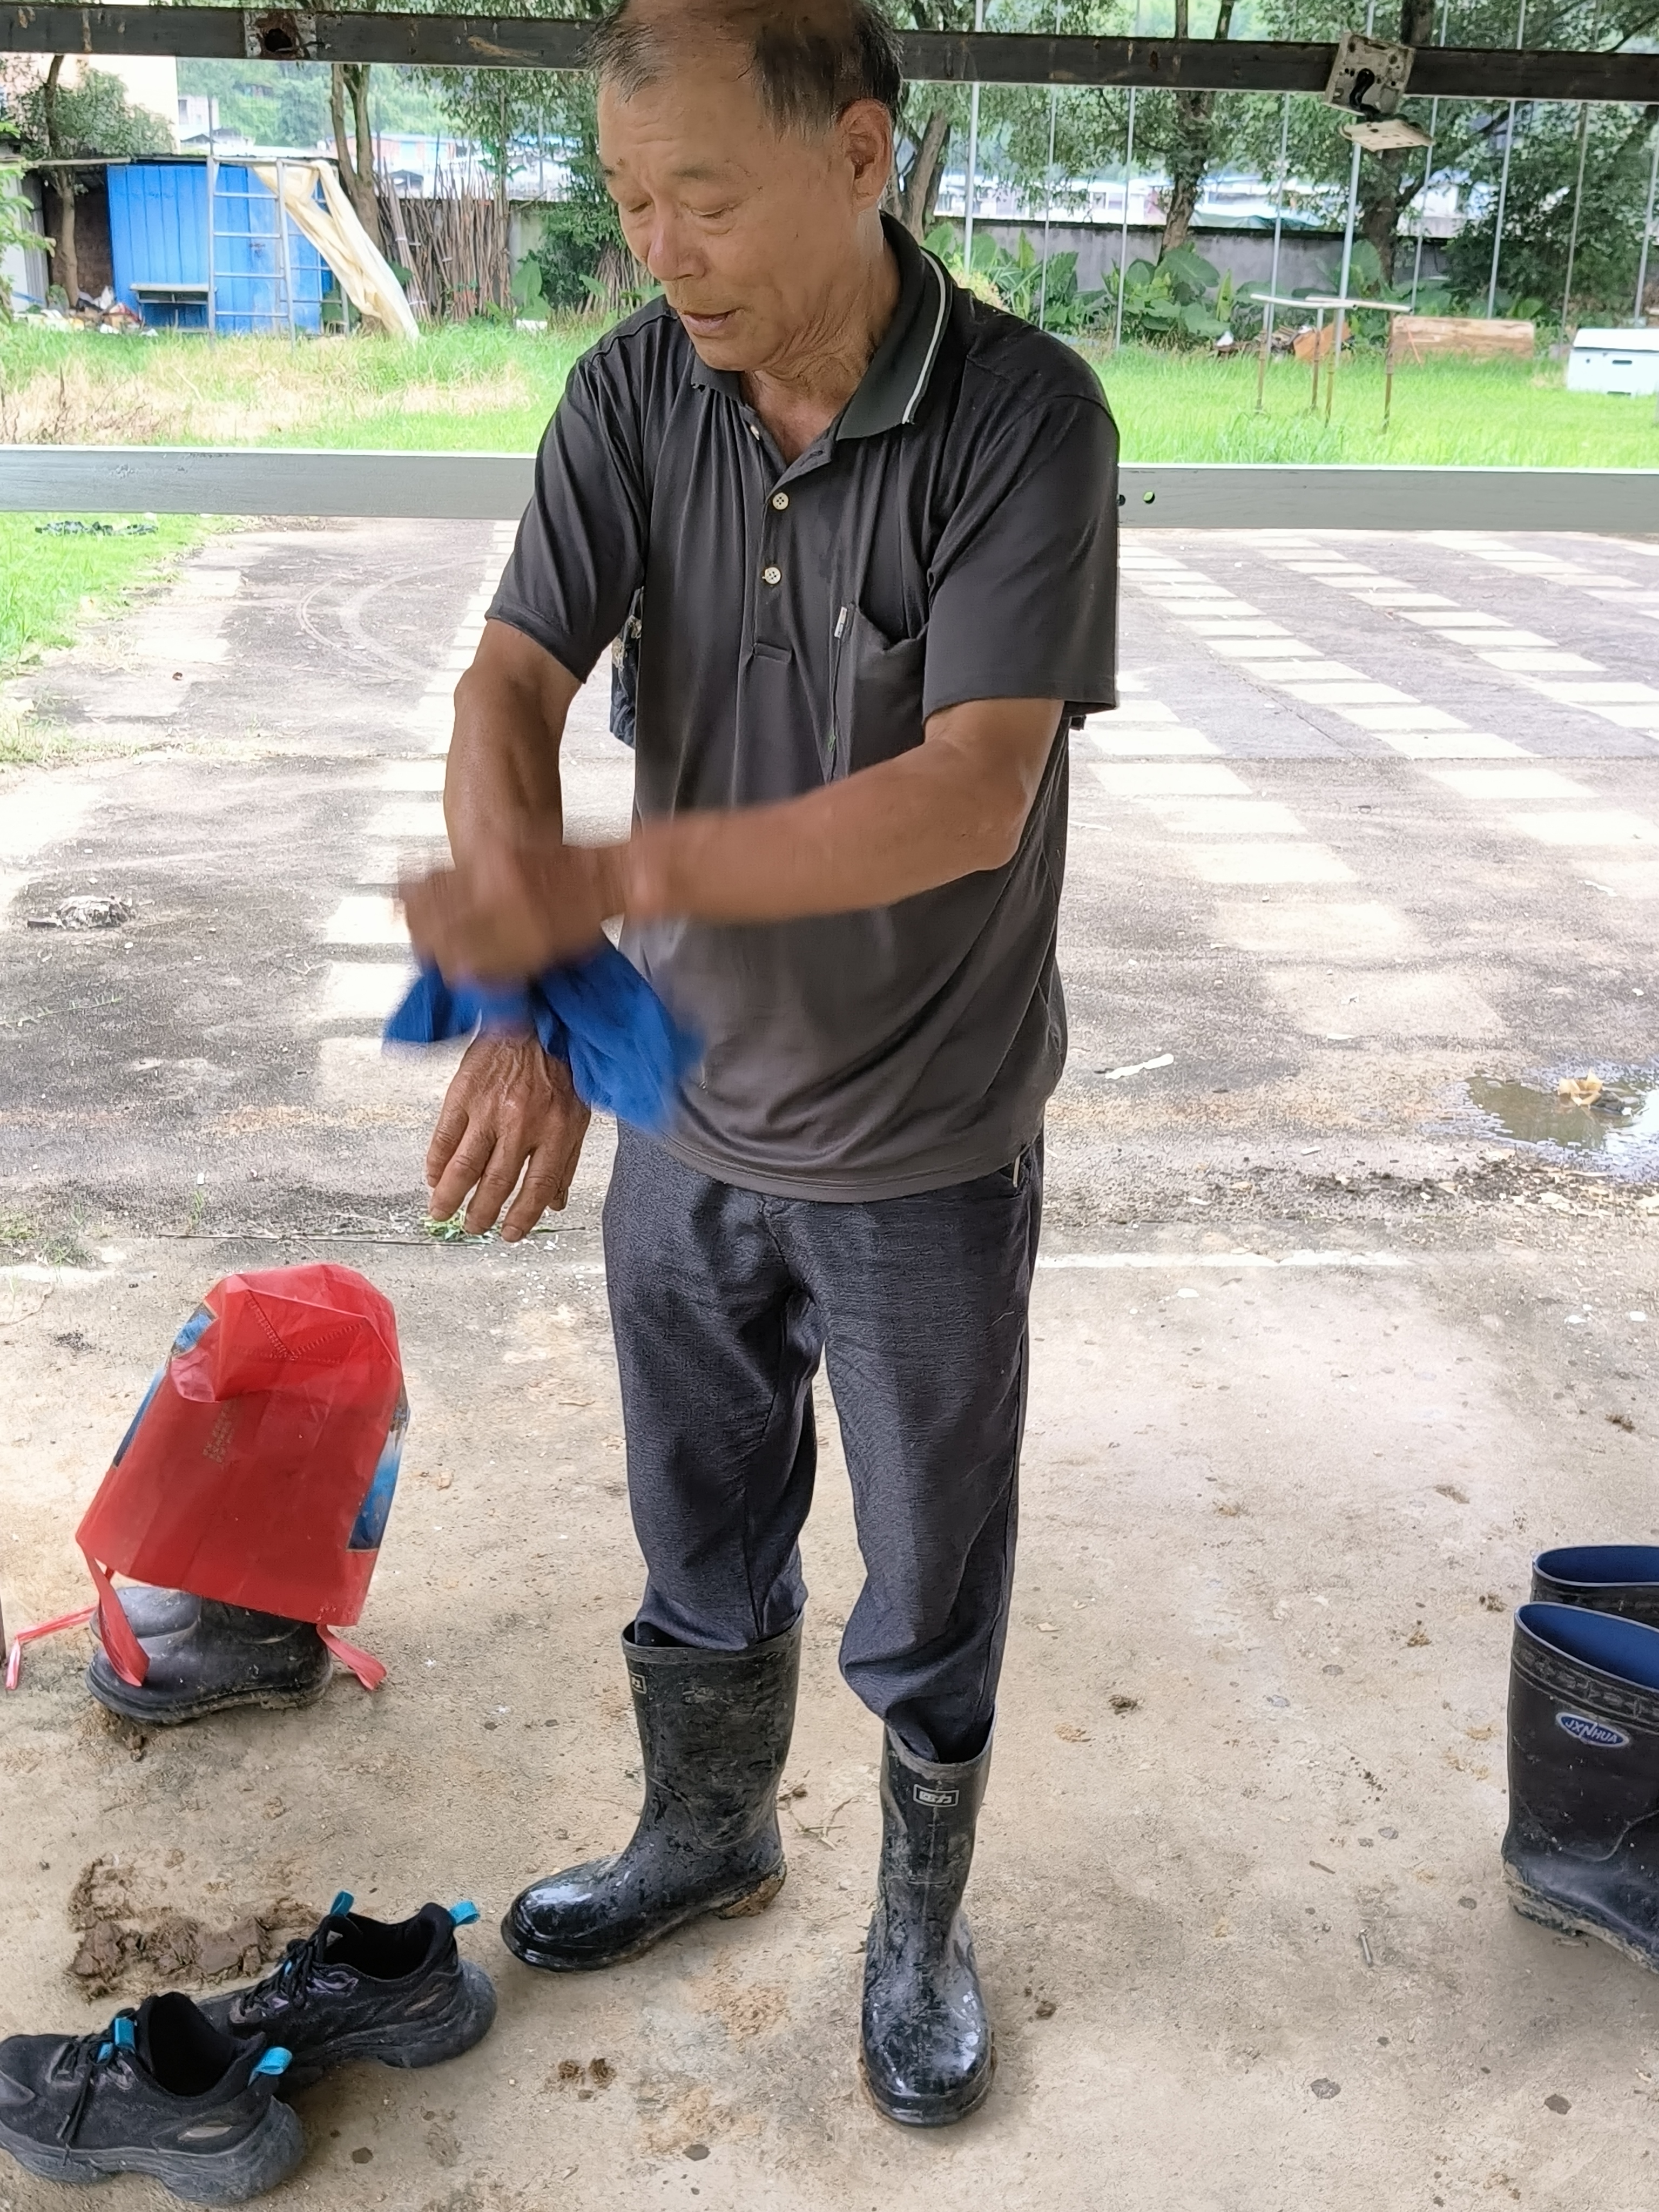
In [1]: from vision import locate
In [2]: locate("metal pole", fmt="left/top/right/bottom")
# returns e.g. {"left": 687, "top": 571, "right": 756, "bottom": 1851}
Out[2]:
{"left": 1485, "top": 0, "right": 1527, "bottom": 319}
{"left": 1258, "top": 90, "right": 1291, "bottom": 411}
{"left": 1036, "top": 0, "right": 1060, "bottom": 330}
{"left": 1408, "top": 99, "right": 1440, "bottom": 308}
{"left": 275, "top": 157, "right": 296, "bottom": 342}
{"left": 1559, "top": 103, "right": 1590, "bottom": 328}
{"left": 962, "top": 0, "right": 984, "bottom": 274}
{"left": 1311, "top": 302, "right": 1325, "bottom": 408}
{"left": 205, "top": 151, "right": 217, "bottom": 338}
{"left": 1330, "top": 0, "right": 1374, "bottom": 414}
{"left": 1634, "top": 125, "right": 1658, "bottom": 326}
{"left": 1410, "top": 0, "right": 1451, "bottom": 311}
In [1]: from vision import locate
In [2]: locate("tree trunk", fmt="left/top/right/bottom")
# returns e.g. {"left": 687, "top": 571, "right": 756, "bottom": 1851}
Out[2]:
{"left": 42, "top": 54, "right": 79, "bottom": 304}
{"left": 1159, "top": 0, "right": 1233, "bottom": 258}
{"left": 330, "top": 62, "right": 383, "bottom": 248}
{"left": 901, "top": 107, "right": 951, "bottom": 239}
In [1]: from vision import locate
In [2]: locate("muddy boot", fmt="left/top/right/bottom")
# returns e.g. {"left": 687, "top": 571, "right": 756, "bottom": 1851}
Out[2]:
{"left": 501, "top": 1620, "right": 799, "bottom": 1972}
{"left": 92, "top": 1586, "right": 200, "bottom": 1644}
{"left": 1532, "top": 1546, "right": 1659, "bottom": 1630}
{"left": 859, "top": 1728, "right": 995, "bottom": 2127}
{"left": 1502, "top": 1601, "right": 1659, "bottom": 1972}
{"left": 86, "top": 1600, "right": 332, "bottom": 1727}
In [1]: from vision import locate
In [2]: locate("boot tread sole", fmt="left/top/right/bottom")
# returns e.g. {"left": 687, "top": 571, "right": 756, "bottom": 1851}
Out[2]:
{"left": 503, "top": 1863, "right": 786, "bottom": 1972}
{"left": 857, "top": 2043, "right": 996, "bottom": 2129}
{"left": 1505, "top": 1863, "right": 1659, "bottom": 1971}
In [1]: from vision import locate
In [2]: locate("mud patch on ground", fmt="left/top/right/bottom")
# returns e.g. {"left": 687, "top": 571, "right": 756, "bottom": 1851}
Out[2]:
{"left": 67, "top": 1855, "right": 314, "bottom": 1998}
{"left": 685, "top": 1958, "right": 791, "bottom": 2042}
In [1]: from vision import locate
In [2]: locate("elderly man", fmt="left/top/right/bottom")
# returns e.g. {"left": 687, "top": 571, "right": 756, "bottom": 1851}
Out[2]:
{"left": 404, "top": 0, "right": 1117, "bottom": 2126}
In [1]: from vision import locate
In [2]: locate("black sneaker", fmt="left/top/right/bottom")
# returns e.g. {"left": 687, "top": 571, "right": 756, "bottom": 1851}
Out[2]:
{"left": 0, "top": 1992, "right": 301, "bottom": 2205}
{"left": 200, "top": 1894, "right": 496, "bottom": 2090}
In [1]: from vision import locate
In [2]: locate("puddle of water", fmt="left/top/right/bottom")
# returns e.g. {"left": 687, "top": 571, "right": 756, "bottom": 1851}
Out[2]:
{"left": 1469, "top": 1072, "right": 1659, "bottom": 1175}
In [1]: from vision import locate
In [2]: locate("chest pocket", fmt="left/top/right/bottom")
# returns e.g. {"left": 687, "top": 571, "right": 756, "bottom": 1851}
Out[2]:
{"left": 829, "top": 606, "right": 928, "bottom": 779}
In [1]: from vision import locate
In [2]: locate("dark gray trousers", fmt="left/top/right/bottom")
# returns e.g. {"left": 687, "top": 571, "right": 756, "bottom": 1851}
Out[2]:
{"left": 601, "top": 1124, "right": 1042, "bottom": 1764}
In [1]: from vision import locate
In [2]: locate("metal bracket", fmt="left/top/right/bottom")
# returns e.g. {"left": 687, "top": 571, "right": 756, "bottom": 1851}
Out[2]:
{"left": 1324, "top": 29, "right": 1414, "bottom": 117}
{"left": 243, "top": 9, "right": 317, "bottom": 61}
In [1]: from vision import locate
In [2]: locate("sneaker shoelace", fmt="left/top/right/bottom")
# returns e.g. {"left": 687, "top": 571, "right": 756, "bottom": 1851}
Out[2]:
{"left": 53, "top": 2014, "right": 136, "bottom": 2145}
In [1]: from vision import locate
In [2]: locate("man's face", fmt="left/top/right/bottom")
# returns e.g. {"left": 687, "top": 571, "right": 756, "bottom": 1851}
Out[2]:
{"left": 597, "top": 55, "right": 891, "bottom": 374}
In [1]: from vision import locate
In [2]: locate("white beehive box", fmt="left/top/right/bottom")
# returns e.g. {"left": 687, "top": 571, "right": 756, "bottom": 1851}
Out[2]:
{"left": 1566, "top": 327, "right": 1659, "bottom": 396}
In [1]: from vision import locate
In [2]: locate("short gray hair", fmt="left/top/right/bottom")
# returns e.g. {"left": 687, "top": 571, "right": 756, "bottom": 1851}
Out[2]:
{"left": 590, "top": 0, "right": 905, "bottom": 133}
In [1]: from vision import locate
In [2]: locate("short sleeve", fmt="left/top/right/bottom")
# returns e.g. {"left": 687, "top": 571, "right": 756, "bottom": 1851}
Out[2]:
{"left": 487, "top": 341, "right": 649, "bottom": 682}
{"left": 922, "top": 389, "right": 1118, "bottom": 720}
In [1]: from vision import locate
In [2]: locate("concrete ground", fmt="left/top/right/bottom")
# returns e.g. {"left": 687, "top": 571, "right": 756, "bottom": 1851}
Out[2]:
{"left": 3, "top": 516, "right": 1659, "bottom": 2210}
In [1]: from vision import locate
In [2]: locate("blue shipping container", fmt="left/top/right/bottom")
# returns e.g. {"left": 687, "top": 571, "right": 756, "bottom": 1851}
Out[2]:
{"left": 108, "top": 162, "right": 332, "bottom": 334}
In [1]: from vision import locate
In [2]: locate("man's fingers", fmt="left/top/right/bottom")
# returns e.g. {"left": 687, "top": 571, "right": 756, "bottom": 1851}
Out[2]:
{"left": 424, "top": 1084, "right": 477, "bottom": 1189}
{"left": 463, "top": 1137, "right": 531, "bottom": 1236}
{"left": 427, "top": 1118, "right": 498, "bottom": 1223}
{"left": 500, "top": 1152, "right": 573, "bottom": 1242}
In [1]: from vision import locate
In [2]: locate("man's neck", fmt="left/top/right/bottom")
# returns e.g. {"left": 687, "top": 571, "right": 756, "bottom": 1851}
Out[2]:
{"left": 740, "top": 224, "right": 902, "bottom": 466}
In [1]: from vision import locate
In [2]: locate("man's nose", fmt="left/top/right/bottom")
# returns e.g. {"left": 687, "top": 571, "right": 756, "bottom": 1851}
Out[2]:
{"left": 639, "top": 212, "right": 702, "bottom": 288}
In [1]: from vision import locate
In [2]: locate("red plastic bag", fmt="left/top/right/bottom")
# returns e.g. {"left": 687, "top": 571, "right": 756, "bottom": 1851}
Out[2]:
{"left": 73, "top": 1265, "right": 406, "bottom": 1689}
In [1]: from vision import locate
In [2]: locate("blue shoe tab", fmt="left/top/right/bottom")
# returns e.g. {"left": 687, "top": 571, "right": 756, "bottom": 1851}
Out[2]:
{"left": 328, "top": 1891, "right": 355, "bottom": 1918}
{"left": 96, "top": 2041, "right": 114, "bottom": 2063}
{"left": 112, "top": 2017, "right": 136, "bottom": 2051}
{"left": 252, "top": 2047, "right": 292, "bottom": 2079}
{"left": 448, "top": 1900, "right": 480, "bottom": 1927}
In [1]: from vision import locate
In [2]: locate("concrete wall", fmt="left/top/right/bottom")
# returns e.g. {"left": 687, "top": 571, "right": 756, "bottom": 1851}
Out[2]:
{"left": 939, "top": 218, "right": 1450, "bottom": 294}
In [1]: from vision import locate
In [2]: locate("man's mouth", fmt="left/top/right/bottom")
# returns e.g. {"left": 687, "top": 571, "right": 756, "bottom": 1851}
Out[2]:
{"left": 676, "top": 307, "right": 735, "bottom": 338}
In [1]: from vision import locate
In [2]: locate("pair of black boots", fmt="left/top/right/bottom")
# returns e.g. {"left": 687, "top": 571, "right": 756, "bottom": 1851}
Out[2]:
{"left": 1506, "top": 1545, "right": 1659, "bottom": 1970}
{"left": 499, "top": 1621, "right": 994, "bottom": 2128}
{"left": 0, "top": 1896, "right": 496, "bottom": 2204}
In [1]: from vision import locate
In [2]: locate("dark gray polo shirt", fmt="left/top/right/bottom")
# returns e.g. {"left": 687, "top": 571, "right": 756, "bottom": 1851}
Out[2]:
{"left": 490, "top": 215, "right": 1118, "bottom": 1201}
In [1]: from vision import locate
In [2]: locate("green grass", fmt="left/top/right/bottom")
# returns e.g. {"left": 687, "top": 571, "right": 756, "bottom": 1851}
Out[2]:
{"left": 4, "top": 319, "right": 1657, "bottom": 466}
{"left": 0, "top": 512, "right": 213, "bottom": 764}
{"left": 1090, "top": 347, "right": 1659, "bottom": 468}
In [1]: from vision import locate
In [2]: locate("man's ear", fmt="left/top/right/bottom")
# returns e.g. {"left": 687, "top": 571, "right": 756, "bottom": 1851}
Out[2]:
{"left": 840, "top": 98, "right": 896, "bottom": 213}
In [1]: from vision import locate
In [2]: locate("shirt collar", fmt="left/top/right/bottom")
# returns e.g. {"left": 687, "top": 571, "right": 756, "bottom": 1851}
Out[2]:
{"left": 686, "top": 214, "right": 953, "bottom": 441}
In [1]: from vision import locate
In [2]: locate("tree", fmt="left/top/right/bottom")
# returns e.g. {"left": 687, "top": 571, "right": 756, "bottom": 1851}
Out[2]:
{"left": 330, "top": 62, "right": 383, "bottom": 247}
{"left": 6, "top": 59, "right": 168, "bottom": 305}
{"left": 1158, "top": 0, "right": 1239, "bottom": 254}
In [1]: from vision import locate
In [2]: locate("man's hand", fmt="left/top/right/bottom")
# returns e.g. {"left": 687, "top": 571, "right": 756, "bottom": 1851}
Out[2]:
{"left": 402, "top": 840, "right": 628, "bottom": 987}
{"left": 426, "top": 1034, "right": 591, "bottom": 1241}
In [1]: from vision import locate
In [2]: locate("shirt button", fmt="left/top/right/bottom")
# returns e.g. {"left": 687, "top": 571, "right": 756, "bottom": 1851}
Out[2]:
{"left": 761, "top": 565, "right": 782, "bottom": 585}
{"left": 771, "top": 491, "right": 790, "bottom": 511}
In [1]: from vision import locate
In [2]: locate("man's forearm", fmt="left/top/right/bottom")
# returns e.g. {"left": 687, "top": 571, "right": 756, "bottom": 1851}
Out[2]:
{"left": 616, "top": 698, "right": 1063, "bottom": 927}
{"left": 444, "top": 628, "right": 579, "bottom": 868}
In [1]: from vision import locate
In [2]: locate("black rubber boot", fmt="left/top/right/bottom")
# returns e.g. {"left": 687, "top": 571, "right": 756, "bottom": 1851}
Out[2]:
{"left": 86, "top": 1601, "right": 331, "bottom": 1727}
{"left": 93, "top": 1586, "right": 200, "bottom": 1644}
{"left": 1532, "top": 1546, "right": 1659, "bottom": 1630}
{"left": 501, "top": 1620, "right": 799, "bottom": 1972}
{"left": 859, "top": 1728, "right": 995, "bottom": 2128}
{"left": 1502, "top": 1601, "right": 1659, "bottom": 1971}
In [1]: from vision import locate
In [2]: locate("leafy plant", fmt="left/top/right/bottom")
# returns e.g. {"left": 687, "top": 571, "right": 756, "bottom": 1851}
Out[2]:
{"left": 0, "top": 166, "right": 45, "bottom": 320}
{"left": 925, "top": 224, "right": 1109, "bottom": 333}
{"left": 1104, "top": 246, "right": 1237, "bottom": 347}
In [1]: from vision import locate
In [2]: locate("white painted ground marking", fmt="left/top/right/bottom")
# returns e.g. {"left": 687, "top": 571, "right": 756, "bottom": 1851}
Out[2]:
{"left": 1089, "top": 763, "right": 1252, "bottom": 797}
{"left": 379, "top": 759, "right": 447, "bottom": 791}
{"left": 323, "top": 895, "right": 408, "bottom": 946}
{"left": 1426, "top": 768, "right": 1595, "bottom": 800}
{"left": 1371, "top": 731, "right": 1529, "bottom": 760}
{"left": 1083, "top": 724, "right": 1222, "bottom": 757}
{"left": 318, "top": 961, "right": 417, "bottom": 1021}
{"left": 1150, "top": 799, "right": 1309, "bottom": 837}
{"left": 1037, "top": 1250, "right": 1408, "bottom": 1271}
{"left": 1250, "top": 536, "right": 1659, "bottom": 739}
{"left": 367, "top": 801, "right": 447, "bottom": 841}
{"left": 1187, "top": 845, "right": 1357, "bottom": 886}
{"left": 1507, "top": 811, "right": 1659, "bottom": 847}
